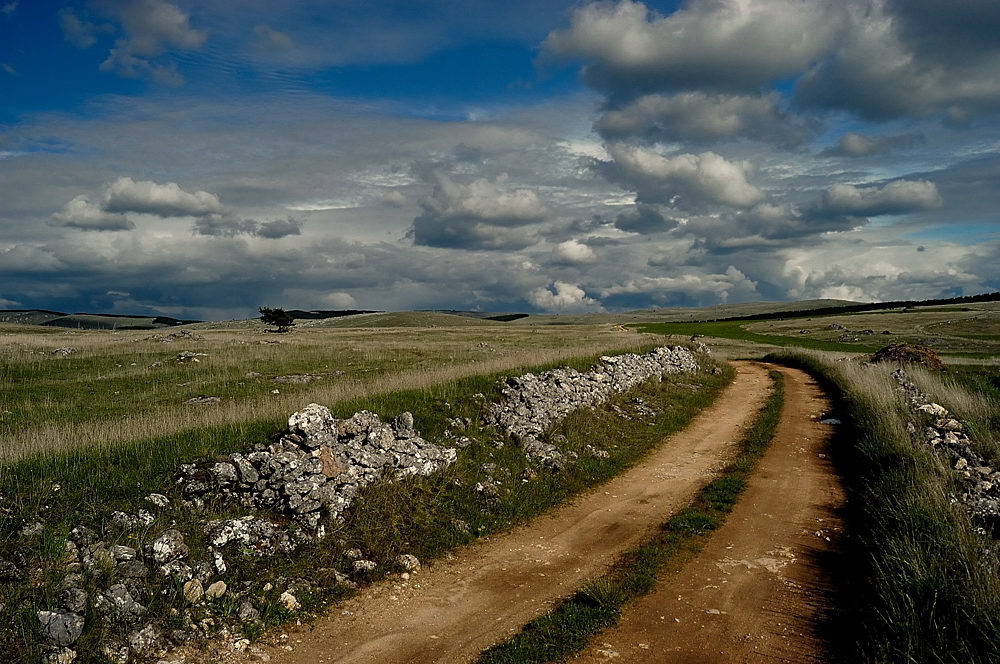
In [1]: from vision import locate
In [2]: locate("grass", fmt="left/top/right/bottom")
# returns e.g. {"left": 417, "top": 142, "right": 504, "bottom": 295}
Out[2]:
{"left": 766, "top": 351, "right": 1000, "bottom": 663}
{"left": 0, "top": 328, "right": 731, "bottom": 664}
{"left": 0, "top": 322, "right": 656, "bottom": 462}
{"left": 476, "top": 369, "right": 784, "bottom": 664}
{"left": 635, "top": 301, "right": 1000, "bottom": 357}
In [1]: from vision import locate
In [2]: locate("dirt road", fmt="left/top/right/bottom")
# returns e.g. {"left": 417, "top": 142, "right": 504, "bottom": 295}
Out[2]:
{"left": 255, "top": 361, "right": 774, "bottom": 664}
{"left": 573, "top": 364, "right": 845, "bottom": 663}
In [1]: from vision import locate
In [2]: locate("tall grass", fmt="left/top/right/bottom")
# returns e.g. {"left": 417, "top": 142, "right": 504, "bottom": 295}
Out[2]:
{"left": 0, "top": 324, "right": 656, "bottom": 463}
{"left": 768, "top": 351, "right": 1000, "bottom": 663}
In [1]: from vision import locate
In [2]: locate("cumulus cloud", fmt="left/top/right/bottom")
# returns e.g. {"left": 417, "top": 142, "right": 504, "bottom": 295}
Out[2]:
{"left": 780, "top": 240, "right": 992, "bottom": 302}
{"left": 51, "top": 194, "right": 134, "bottom": 231}
{"left": 596, "top": 91, "right": 808, "bottom": 145}
{"left": 795, "top": 0, "right": 1000, "bottom": 120}
{"left": 551, "top": 239, "right": 596, "bottom": 264}
{"left": 528, "top": 281, "right": 604, "bottom": 313}
{"left": 603, "top": 144, "right": 764, "bottom": 209}
{"left": 103, "top": 177, "right": 222, "bottom": 217}
{"left": 542, "top": 0, "right": 844, "bottom": 98}
{"left": 818, "top": 180, "right": 943, "bottom": 217}
{"left": 97, "top": 0, "right": 206, "bottom": 83}
{"left": 410, "top": 171, "right": 550, "bottom": 250}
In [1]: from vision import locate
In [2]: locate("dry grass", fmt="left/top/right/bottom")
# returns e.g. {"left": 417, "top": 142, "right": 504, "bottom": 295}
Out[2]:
{"left": 0, "top": 322, "right": 657, "bottom": 462}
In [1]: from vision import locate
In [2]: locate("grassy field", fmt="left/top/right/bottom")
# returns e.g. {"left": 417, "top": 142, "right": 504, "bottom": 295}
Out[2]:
{"left": 0, "top": 313, "right": 731, "bottom": 663}
{"left": 2, "top": 300, "right": 999, "bottom": 663}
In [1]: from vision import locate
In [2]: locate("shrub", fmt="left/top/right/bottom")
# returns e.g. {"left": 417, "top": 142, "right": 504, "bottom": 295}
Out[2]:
{"left": 871, "top": 343, "right": 944, "bottom": 370}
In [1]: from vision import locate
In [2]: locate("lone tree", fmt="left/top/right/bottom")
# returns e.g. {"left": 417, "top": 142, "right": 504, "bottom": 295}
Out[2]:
{"left": 259, "top": 307, "right": 295, "bottom": 333}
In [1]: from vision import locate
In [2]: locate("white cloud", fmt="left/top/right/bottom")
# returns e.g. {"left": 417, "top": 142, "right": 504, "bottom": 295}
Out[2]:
{"left": 103, "top": 177, "right": 223, "bottom": 217}
{"left": 780, "top": 240, "right": 990, "bottom": 302}
{"left": 528, "top": 281, "right": 605, "bottom": 313}
{"left": 820, "top": 180, "right": 942, "bottom": 217}
{"left": 599, "top": 265, "right": 757, "bottom": 303}
{"left": 605, "top": 144, "right": 764, "bottom": 209}
{"left": 543, "top": 0, "right": 844, "bottom": 96}
{"left": 51, "top": 195, "right": 134, "bottom": 231}
{"left": 380, "top": 190, "right": 408, "bottom": 208}
{"left": 552, "top": 239, "right": 596, "bottom": 264}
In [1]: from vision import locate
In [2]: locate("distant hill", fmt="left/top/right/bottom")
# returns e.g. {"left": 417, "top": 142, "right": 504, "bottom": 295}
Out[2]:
{"left": 3, "top": 292, "right": 997, "bottom": 330}
{"left": 0, "top": 310, "right": 199, "bottom": 330}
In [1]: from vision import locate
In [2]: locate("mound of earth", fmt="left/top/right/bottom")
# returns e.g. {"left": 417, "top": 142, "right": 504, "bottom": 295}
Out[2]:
{"left": 871, "top": 343, "right": 944, "bottom": 370}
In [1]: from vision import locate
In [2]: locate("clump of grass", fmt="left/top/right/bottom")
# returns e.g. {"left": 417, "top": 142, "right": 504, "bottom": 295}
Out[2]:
{"left": 477, "top": 369, "right": 784, "bottom": 664}
{"left": 768, "top": 351, "right": 1000, "bottom": 664}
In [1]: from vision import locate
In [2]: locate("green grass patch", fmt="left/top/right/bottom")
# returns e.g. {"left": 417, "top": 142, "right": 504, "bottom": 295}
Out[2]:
{"left": 477, "top": 368, "right": 784, "bottom": 664}
{"left": 634, "top": 320, "right": 879, "bottom": 352}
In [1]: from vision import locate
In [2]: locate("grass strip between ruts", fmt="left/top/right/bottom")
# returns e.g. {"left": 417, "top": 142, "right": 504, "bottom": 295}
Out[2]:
{"left": 476, "top": 367, "right": 785, "bottom": 664}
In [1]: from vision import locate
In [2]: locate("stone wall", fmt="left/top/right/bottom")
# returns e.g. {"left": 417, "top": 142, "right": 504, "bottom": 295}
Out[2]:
{"left": 892, "top": 368, "right": 1000, "bottom": 528}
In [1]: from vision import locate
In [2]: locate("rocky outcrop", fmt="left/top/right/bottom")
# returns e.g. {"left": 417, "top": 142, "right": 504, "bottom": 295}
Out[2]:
{"left": 485, "top": 346, "right": 700, "bottom": 467}
{"left": 892, "top": 368, "right": 1000, "bottom": 529}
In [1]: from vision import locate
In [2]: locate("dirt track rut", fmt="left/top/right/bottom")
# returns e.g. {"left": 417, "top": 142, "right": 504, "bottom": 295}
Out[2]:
{"left": 573, "top": 364, "right": 845, "bottom": 663}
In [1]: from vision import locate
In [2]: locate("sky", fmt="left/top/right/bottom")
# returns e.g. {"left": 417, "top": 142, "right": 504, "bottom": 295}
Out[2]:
{"left": 1, "top": 0, "right": 999, "bottom": 320}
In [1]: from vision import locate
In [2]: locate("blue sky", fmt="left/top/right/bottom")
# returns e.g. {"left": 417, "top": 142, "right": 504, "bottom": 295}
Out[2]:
{"left": 2, "top": 0, "right": 999, "bottom": 319}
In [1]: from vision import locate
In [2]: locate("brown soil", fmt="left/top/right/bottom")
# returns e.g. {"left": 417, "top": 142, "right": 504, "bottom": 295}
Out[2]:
{"left": 572, "top": 364, "right": 845, "bottom": 663}
{"left": 197, "top": 361, "right": 843, "bottom": 664}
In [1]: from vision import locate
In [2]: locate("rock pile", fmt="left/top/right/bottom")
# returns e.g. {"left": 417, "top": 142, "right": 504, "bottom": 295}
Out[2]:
{"left": 175, "top": 405, "right": 457, "bottom": 533}
{"left": 485, "top": 346, "right": 700, "bottom": 467}
{"left": 892, "top": 368, "right": 1000, "bottom": 528}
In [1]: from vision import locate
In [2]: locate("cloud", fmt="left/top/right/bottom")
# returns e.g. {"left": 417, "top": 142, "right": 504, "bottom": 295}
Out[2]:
{"left": 410, "top": 171, "right": 550, "bottom": 250}
{"left": 255, "top": 217, "right": 302, "bottom": 239}
{"left": 818, "top": 180, "right": 943, "bottom": 217}
{"left": 51, "top": 195, "right": 134, "bottom": 231}
{"left": 103, "top": 177, "right": 222, "bottom": 217}
{"left": 596, "top": 91, "right": 809, "bottom": 145}
{"left": 542, "top": 0, "right": 844, "bottom": 99}
{"left": 97, "top": 0, "right": 206, "bottom": 82}
{"left": 380, "top": 190, "right": 408, "bottom": 208}
{"left": 598, "top": 265, "right": 758, "bottom": 305}
{"left": 614, "top": 205, "right": 677, "bottom": 234}
{"left": 193, "top": 215, "right": 301, "bottom": 238}
{"left": 602, "top": 144, "right": 764, "bottom": 209}
{"left": 830, "top": 131, "right": 923, "bottom": 157}
{"left": 253, "top": 24, "right": 296, "bottom": 52}
{"left": 780, "top": 240, "right": 994, "bottom": 302}
{"left": 794, "top": 0, "right": 1000, "bottom": 120}
{"left": 528, "top": 281, "right": 604, "bottom": 313}
{"left": 551, "top": 239, "right": 596, "bottom": 264}
{"left": 59, "top": 8, "right": 105, "bottom": 48}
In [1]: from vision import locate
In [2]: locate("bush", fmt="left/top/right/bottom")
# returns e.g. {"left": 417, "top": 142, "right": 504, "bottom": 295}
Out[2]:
{"left": 871, "top": 343, "right": 944, "bottom": 370}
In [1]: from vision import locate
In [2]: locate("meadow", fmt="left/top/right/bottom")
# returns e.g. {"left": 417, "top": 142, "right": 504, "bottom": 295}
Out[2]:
{"left": 2, "top": 300, "right": 999, "bottom": 663}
